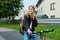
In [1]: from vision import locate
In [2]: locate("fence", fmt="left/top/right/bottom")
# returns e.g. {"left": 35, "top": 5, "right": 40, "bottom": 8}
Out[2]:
{"left": 0, "top": 20, "right": 21, "bottom": 24}
{"left": 37, "top": 18, "right": 60, "bottom": 26}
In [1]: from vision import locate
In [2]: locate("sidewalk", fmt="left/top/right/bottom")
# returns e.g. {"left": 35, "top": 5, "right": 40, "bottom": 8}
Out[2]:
{"left": 0, "top": 27, "right": 16, "bottom": 40}
{"left": 0, "top": 27, "right": 22, "bottom": 40}
{"left": 0, "top": 36, "right": 5, "bottom": 40}
{"left": 0, "top": 27, "right": 16, "bottom": 32}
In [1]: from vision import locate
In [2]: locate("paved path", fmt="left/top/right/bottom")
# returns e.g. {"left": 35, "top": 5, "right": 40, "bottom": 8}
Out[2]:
{"left": 0, "top": 27, "right": 55, "bottom": 40}
{"left": 0, "top": 27, "right": 15, "bottom": 32}
{"left": 0, "top": 27, "right": 23, "bottom": 40}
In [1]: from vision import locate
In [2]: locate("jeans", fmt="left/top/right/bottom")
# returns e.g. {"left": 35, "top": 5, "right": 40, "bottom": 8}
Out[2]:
{"left": 23, "top": 31, "right": 39, "bottom": 40}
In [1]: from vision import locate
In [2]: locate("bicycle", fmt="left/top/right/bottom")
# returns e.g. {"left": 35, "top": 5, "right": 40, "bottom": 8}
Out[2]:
{"left": 19, "top": 29, "right": 54, "bottom": 40}
{"left": 32, "top": 29, "right": 54, "bottom": 40}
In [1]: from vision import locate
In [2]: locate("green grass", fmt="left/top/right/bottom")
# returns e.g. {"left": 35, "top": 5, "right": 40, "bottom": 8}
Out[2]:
{"left": 0, "top": 23, "right": 20, "bottom": 30}
{"left": 0, "top": 23, "right": 60, "bottom": 40}
{"left": 35, "top": 25, "right": 60, "bottom": 40}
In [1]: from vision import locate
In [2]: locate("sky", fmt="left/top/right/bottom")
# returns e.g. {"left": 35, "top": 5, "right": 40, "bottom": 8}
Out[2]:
{"left": 23, "top": 0, "right": 38, "bottom": 10}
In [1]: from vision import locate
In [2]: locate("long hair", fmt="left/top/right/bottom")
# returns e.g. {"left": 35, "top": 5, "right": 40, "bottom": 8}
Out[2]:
{"left": 26, "top": 5, "right": 35, "bottom": 18}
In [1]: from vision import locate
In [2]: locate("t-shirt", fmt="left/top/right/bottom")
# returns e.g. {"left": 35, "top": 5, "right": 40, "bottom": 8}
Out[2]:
{"left": 29, "top": 21, "right": 32, "bottom": 29}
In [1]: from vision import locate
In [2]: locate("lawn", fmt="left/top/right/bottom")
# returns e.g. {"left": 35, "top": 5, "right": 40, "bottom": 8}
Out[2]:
{"left": 35, "top": 25, "right": 60, "bottom": 40}
{"left": 0, "top": 23, "right": 60, "bottom": 40}
{"left": 0, "top": 23, "right": 20, "bottom": 30}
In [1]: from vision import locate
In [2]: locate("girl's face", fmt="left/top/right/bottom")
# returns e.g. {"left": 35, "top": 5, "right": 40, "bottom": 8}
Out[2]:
{"left": 28, "top": 6, "right": 35, "bottom": 14}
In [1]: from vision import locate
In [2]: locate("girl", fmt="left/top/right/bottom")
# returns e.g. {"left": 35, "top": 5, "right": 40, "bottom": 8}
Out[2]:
{"left": 23, "top": 5, "right": 39, "bottom": 40}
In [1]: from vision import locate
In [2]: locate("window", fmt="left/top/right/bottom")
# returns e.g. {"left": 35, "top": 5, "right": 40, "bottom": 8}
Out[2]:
{"left": 41, "top": 7, "right": 43, "bottom": 13}
{"left": 50, "top": 15, "right": 55, "bottom": 19}
{"left": 50, "top": 2, "right": 55, "bottom": 10}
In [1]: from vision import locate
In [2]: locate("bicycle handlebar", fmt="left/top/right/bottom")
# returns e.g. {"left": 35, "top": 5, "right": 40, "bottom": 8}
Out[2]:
{"left": 38, "top": 29, "right": 54, "bottom": 33}
{"left": 32, "top": 29, "right": 54, "bottom": 34}
{"left": 31, "top": 29, "right": 54, "bottom": 40}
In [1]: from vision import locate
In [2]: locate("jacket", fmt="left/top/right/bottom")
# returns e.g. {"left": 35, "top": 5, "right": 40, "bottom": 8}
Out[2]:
{"left": 23, "top": 15, "right": 38, "bottom": 31}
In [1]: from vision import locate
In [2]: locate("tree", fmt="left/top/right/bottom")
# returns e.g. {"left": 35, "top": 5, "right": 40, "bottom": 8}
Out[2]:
{"left": 0, "top": 0, "right": 24, "bottom": 18}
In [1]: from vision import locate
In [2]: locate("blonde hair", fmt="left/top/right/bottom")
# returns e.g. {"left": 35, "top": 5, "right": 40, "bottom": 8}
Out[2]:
{"left": 26, "top": 5, "right": 36, "bottom": 18}
{"left": 28, "top": 5, "right": 35, "bottom": 10}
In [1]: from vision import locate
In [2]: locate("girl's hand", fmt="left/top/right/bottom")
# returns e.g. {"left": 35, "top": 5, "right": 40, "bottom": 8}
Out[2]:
{"left": 32, "top": 14, "right": 36, "bottom": 20}
{"left": 30, "top": 13, "right": 37, "bottom": 20}
{"left": 27, "top": 29, "right": 32, "bottom": 34}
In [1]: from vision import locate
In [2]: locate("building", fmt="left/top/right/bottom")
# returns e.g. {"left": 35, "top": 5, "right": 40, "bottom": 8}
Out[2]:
{"left": 36, "top": 0, "right": 60, "bottom": 26}
{"left": 36, "top": 0, "right": 60, "bottom": 18}
{"left": 15, "top": 9, "right": 25, "bottom": 20}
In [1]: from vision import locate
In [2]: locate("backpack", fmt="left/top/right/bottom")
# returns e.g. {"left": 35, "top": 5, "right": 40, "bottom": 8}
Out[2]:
{"left": 19, "top": 20, "right": 24, "bottom": 34}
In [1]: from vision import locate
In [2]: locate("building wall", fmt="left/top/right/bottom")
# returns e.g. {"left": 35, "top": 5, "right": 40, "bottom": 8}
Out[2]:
{"left": 15, "top": 10, "right": 25, "bottom": 20}
{"left": 37, "top": 0, "right": 60, "bottom": 18}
